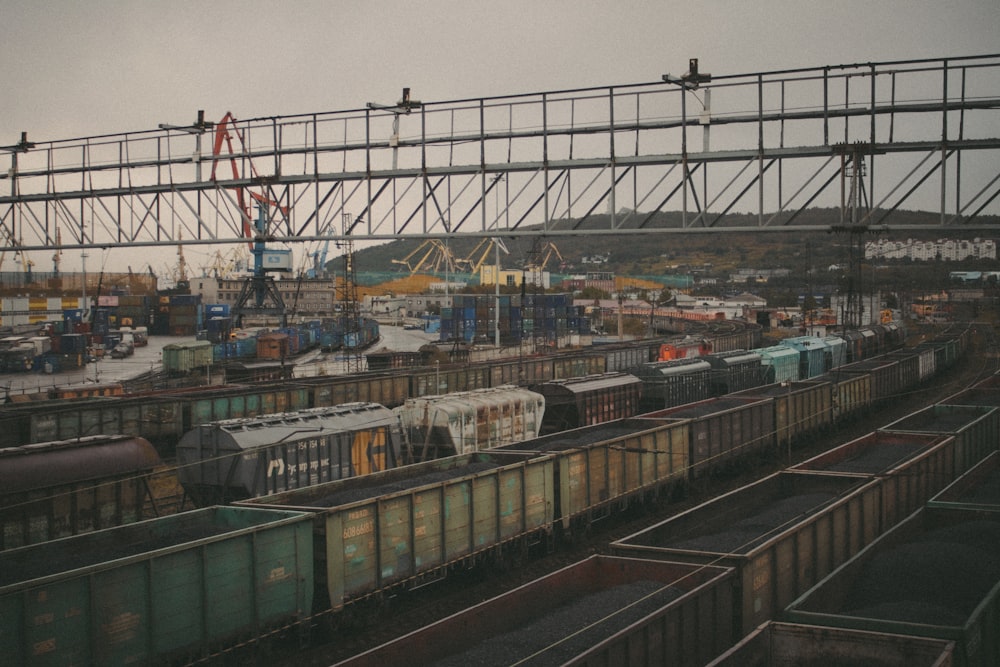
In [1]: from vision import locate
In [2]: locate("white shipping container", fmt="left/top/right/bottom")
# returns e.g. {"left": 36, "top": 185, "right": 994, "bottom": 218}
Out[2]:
{"left": 28, "top": 336, "right": 52, "bottom": 356}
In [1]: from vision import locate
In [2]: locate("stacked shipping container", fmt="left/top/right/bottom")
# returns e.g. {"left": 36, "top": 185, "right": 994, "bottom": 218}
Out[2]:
{"left": 440, "top": 293, "right": 589, "bottom": 346}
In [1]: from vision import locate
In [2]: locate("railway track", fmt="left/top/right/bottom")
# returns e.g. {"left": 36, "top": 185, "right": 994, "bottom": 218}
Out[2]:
{"left": 261, "top": 325, "right": 996, "bottom": 667}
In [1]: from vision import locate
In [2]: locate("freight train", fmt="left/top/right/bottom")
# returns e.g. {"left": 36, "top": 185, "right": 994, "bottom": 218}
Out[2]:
{"left": 0, "top": 323, "right": 754, "bottom": 449}
{"left": 235, "top": 330, "right": 971, "bottom": 609}
{"left": 183, "top": 317, "right": 381, "bottom": 372}
{"left": 173, "top": 323, "right": 906, "bottom": 504}
{"left": 175, "top": 386, "right": 546, "bottom": 506}
{"left": 348, "top": 420, "right": 996, "bottom": 667}
{"left": 0, "top": 321, "right": 903, "bottom": 456}
{"left": 0, "top": 326, "right": 980, "bottom": 665}
{"left": 0, "top": 322, "right": 905, "bottom": 549}
{"left": 335, "top": 328, "right": 996, "bottom": 667}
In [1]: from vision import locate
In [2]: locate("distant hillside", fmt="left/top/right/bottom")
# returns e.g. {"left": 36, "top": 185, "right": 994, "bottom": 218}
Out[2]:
{"left": 348, "top": 207, "right": 999, "bottom": 280}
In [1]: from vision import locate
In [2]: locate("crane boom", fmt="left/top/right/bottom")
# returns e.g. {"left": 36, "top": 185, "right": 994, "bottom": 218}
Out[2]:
{"left": 209, "top": 111, "right": 288, "bottom": 248}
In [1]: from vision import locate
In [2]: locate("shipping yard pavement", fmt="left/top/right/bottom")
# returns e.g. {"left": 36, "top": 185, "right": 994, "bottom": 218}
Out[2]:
{"left": 0, "top": 324, "right": 438, "bottom": 398}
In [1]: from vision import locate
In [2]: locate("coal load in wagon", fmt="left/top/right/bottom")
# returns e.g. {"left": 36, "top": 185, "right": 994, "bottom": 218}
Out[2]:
{"left": 841, "top": 520, "right": 1000, "bottom": 625}
{"left": 960, "top": 468, "right": 1000, "bottom": 505}
{"left": 336, "top": 555, "right": 736, "bottom": 666}
{"left": 433, "top": 581, "right": 684, "bottom": 667}
{"left": 668, "top": 492, "right": 837, "bottom": 554}
{"left": 705, "top": 621, "right": 956, "bottom": 667}
{"left": 308, "top": 460, "right": 502, "bottom": 506}
{"left": 1, "top": 514, "right": 240, "bottom": 587}
{"left": 509, "top": 421, "right": 657, "bottom": 452}
{"left": 930, "top": 451, "right": 1000, "bottom": 510}
{"left": 952, "top": 466, "right": 1000, "bottom": 506}
{"left": 655, "top": 396, "right": 757, "bottom": 418}
{"left": 818, "top": 442, "right": 927, "bottom": 474}
{"left": 784, "top": 507, "right": 1000, "bottom": 666}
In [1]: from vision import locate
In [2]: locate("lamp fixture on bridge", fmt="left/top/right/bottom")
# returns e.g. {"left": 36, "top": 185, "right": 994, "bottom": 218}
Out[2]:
{"left": 367, "top": 88, "right": 422, "bottom": 170}
{"left": 0, "top": 131, "right": 34, "bottom": 153}
{"left": 158, "top": 110, "right": 214, "bottom": 134}
{"left": 662, "top": 58, "right": 712, "bottom": 90}
{"left": 366, "top": 87, "right": 422, "bottom": 114}
{"left": 159, "top": 110, "right": 214, "bottom": 182}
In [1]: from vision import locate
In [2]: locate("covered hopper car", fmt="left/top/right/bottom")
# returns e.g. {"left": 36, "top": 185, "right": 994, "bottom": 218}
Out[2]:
{"left": 394, "top": 385, "right": 545, "bottom": 460}
{"left": 631, "top": 357, "right": 713, "bottom": 412}
{"left": 177, "top": 402, "right": 406, "bottom": 505}
{"left": 531, "top": 372, "right": 642, "bottom": 435}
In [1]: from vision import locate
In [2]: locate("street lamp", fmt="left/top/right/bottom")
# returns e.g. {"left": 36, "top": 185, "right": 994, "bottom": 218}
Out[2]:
{"left": 367, "top": 88, "right": 422, "bottom": 171}
{"left": 158, "top": 110, "right": 213, "bottom": 182}
{"left": 662, "top": 58, "right": 713, "bottom": 153}
{"left": 663, "top": 59, "right": 712, "bottom": 227}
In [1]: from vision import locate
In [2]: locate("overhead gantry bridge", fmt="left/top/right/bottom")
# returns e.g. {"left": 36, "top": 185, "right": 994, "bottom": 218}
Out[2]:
{"left": 1, "top": 54, "right": 999, "bottom": 258}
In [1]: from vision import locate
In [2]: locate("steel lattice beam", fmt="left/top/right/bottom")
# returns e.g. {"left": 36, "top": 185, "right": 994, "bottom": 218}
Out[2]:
{"left": 0, "top": 54, "right": 998, "bottom": 257}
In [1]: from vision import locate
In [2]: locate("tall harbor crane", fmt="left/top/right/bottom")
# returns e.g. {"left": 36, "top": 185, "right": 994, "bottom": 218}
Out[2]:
{"left": 210, "top": 111, "right": 290, "bottom": 327}
{"left": 391, "top": 239, "right": 458, "bottom": 275}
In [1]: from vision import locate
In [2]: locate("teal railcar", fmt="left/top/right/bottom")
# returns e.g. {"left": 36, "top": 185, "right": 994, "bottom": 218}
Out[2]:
{"left": 0, "top": 506, "right": 313, "bottom": 666}
{"left": 241, "top": 451, "right": 556, "bottom": 611}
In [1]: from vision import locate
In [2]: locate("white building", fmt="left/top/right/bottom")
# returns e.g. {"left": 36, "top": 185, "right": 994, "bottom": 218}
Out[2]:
{"left": 865, "top": 238, "right": 996, "bottom": 262}
{"left": 190, "top": 275, "right": 338, "bottom": 316}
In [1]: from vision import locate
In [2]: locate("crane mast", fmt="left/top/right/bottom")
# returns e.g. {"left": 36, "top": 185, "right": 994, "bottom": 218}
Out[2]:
{"left": 210, "top": 111, "right": 290, "bottom": 328}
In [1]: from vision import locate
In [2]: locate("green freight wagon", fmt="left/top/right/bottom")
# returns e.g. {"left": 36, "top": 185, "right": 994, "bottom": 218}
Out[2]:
{"left": 497, "top": 418, "right": 690, "bottom": 532}
{"left": 240, "top": 451, "right": 556, "bottom": 611}
{"left": 162, "top": 339, "right": 213, "bottom": 373}
{"left": 0, "top": 506, "right": 314, "bottom": 666}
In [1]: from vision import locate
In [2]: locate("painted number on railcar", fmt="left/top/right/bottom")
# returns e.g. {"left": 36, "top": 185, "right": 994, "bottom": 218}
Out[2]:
{"left": 343, "top": 520, "right": 374, "bottom": 539}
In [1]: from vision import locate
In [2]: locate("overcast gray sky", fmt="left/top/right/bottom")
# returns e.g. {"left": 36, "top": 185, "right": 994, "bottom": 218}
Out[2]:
{"left": 3, "top": 1, "right": 997, "bottom": 141}
{"left": 1, "top": 1, "right": 997, "bottom": 276}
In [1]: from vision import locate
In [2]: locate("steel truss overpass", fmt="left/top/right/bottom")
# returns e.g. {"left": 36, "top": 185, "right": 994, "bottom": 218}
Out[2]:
{"left": 1, "top": 54, "right": 999, "bottom": 260}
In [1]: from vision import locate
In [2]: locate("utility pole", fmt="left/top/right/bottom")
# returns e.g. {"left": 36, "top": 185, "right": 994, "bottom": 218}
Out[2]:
{"left": 832, "top": 142, "right": 872, "bottom": 330}
{"left": 339, "top": 213, "right": 363, "bottom": 374}
{"left": 495, "top": 238, "right": 501, "bottom": 347}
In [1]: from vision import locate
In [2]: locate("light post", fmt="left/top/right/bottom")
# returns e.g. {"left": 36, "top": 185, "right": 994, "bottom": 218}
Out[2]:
{"left": 367, "top": 88, "right": 422, "bottom": 171}
{"left": 158, "top": 110, "right": 213, "bottom": 182}
{"left": 663, "top": 60, "right": 712, "bottom": 227}
{"left": 495, "top": 238, "right": 501, "bottom": 348}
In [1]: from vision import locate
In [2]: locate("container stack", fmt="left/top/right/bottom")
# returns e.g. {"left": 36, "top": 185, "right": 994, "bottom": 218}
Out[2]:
{"left": 166, "top": 294, "right": 202, "bottom": 336}
{"left": 116, "top": 294, "right": 153, "bottom": 328}
{"left": 0, "top": 296, "right": 86, "bottom": 328}
{"left": 440, "top": 293, "right": 588, "bottom": 346}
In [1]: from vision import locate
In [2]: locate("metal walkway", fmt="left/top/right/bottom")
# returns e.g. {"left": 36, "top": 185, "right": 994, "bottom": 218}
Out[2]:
{"left": 1, "top": 54, "right": 999, "bottom": 256}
